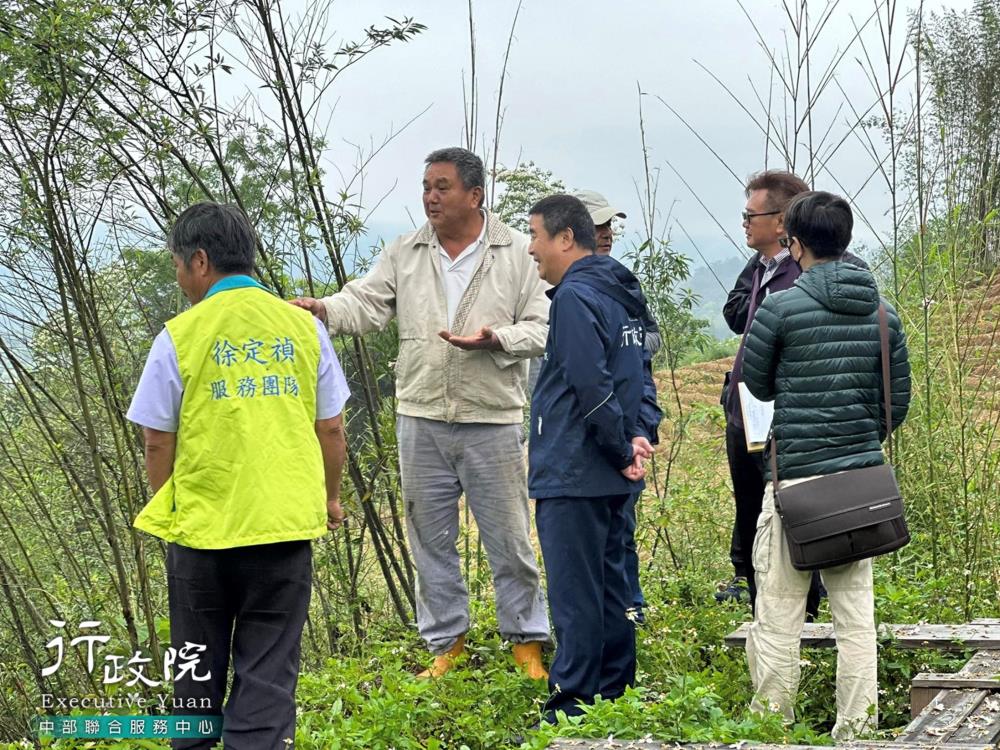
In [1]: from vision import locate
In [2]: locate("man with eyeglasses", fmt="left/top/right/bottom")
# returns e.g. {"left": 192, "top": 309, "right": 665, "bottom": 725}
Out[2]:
{"left": 718, "top": 170, "right": 868, "bottom": 615}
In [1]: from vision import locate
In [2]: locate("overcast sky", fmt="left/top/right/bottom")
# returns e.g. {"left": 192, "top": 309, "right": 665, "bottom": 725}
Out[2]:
{"left": 276, "top": 0, "right": 973, "bottom": 270}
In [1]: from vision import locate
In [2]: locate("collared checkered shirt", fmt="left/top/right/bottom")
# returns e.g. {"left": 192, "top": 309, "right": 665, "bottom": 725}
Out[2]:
{"left": 759, "top": 248, "right": 791, "bottom": 287}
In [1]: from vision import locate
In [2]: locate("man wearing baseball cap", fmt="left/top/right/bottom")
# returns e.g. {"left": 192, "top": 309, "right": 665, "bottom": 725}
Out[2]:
{"left": 574, "top": 190, "right": 628, "bottom": 256}
{"left": 573, "top": 190, "right": 662, "bottom": 624}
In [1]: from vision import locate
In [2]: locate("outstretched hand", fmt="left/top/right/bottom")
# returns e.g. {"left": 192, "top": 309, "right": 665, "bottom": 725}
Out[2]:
{"left": 438, "top": 326, "right": 502, "bottom": 351}
{"left": 290, "top": 297, "right": 327, "bottom": 323}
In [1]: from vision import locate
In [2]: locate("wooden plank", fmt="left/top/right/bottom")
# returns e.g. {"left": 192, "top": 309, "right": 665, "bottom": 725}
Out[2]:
{"left": 910, "top": 650, "right": 1000, "bottom": 718}
{"left": 912, "top": 674, "right": 1000, "bottom": 690}
{"left": 725, "top": 623, "right": 1000, "bottom": 651}
{"left": 898, "top": 688, "right": 988, "bottom": 743}
{"left": 909, "top": 650, "right": 1000, "bottom": 722}
{"left": 947, "top": 692, "right": 1000, "bottom": 745}
{"left": 955, "top": 649, "right": 1000, "bottom": 677}
{"left": 911, "top": 686, "right": 945, "bottom": 719}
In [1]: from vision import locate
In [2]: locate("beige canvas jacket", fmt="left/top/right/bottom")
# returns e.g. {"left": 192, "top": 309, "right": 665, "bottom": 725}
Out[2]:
{"left": 321, "top": 212, "right": 549, "bottom": 424}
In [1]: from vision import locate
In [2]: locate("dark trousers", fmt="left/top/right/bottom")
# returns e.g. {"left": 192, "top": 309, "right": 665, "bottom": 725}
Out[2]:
{"left": 726, "top": 423, "right": 821, "bottom": 617}
{"left": 623, "top": 492, "right": 645, "bottom": 610}
{"left": 536, "top": 495, "right": 636, "bottom": 721}
{"left": 729, "top": 523, "right": 748, "bottom": 578}
{"left": 167, "top": 541, "right": 312, "bottom": 750}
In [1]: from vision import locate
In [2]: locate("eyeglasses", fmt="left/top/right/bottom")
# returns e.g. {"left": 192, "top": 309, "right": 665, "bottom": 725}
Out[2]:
{"left": 778, "top": 236, "right": 796, "bottom": 249}
{"left": 742, "top": 210, "right": 781, "bottom": 222}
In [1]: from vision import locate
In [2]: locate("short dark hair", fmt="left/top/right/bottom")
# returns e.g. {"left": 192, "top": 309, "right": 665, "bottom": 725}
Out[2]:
{"left": 745, "top": 170, "right": 810, "bottom": 211}
{"left": 425, "top": 147, "right": 486, "bottom": 206}
{"left": 529, "top": 194, "right": 597, "bottom": 252}
{"left": 784, "top": 191, "right": 853, "bottom": 258}
{"left": 168, "top": 202, "right": 257, "bottom": 273}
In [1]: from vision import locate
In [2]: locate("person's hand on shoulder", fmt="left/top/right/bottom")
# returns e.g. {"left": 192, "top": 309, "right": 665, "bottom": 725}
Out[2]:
{"left": 290, "top": 297, "right": 327, "bottom": 323}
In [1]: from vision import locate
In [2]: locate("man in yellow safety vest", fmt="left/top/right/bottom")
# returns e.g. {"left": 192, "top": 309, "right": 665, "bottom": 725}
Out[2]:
{"left": 128, "top": 202, "right": 350, "bottom": 749}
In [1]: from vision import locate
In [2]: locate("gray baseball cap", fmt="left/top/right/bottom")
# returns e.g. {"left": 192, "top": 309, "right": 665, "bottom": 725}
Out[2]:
{"left": 574, "top": 190, "right": 627, "bottom": 225}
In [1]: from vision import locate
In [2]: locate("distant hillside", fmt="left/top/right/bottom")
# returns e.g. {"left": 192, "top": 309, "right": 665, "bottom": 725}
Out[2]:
{"left": 682, "top": 255, "right": 748, "bottom": 339}
{"left": 966, "top": 274, "right": 1000, "bottom": 392}
{"left": 657, "top": 355, "right": 732, "bottom": 413}
{"left": 658, "top": 273, "right": 1000, "bottom": 413}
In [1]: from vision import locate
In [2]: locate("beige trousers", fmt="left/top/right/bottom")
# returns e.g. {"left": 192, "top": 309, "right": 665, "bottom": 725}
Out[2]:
{"left": 746, "top": 476, "right": 878, "bottom": 741}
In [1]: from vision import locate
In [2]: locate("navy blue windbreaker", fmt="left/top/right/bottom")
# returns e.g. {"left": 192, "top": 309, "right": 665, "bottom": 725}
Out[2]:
{"left": 528, "top": 254, "right": 656, "bottom": 499}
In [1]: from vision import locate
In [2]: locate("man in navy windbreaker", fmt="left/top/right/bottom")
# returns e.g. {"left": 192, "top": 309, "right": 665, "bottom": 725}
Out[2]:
{"left": 575, "top": 188, "right": 663, "bottom": 623}
{"left": 526, "top": 194, "right": 654, "bottom": 723}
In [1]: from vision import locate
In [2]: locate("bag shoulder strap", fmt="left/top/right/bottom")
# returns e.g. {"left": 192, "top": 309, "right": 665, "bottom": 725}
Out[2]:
{"left": 769, "top": 302, "right": 893, "bottom": 482}
{"left": 878, "top": 302, "right": 893, "bottom": 462}
{"left": 769, "top": 434, "right": 779, "bottom": 486}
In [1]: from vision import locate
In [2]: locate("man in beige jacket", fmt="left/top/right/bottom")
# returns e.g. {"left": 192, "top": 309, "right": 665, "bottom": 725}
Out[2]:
{"left": 293, "top": 147, "right": 551, "bottom": 680}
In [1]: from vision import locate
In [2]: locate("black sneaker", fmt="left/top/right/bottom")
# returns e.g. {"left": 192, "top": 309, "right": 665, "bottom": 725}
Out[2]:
{"left": 714, "top": 576, "right": 750, "bottom": 604}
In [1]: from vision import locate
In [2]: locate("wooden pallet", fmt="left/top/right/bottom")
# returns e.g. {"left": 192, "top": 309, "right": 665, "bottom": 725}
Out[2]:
{"left": 724, "top": 622, "right": 1000, "bottom": 651}
{"left": 910, "top": 649, "right": 1000, "bottom": 718}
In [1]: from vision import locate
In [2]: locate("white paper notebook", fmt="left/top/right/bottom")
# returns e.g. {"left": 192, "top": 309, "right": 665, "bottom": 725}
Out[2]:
{"left": 738, "top": 382, "right": 774, "bottom": 453}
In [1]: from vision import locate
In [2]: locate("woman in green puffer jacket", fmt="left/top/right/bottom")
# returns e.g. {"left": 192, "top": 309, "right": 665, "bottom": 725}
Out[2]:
{"left": 740, "top": 191, "right": 911, "bottom": 741}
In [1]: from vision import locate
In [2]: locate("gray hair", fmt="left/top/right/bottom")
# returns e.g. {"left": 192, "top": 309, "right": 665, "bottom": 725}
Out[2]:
{"left": 168, "top": 202, "right": 257, "bottom": 273}
{"left": 424, "top": 147, "right": 486, "bottom": 203}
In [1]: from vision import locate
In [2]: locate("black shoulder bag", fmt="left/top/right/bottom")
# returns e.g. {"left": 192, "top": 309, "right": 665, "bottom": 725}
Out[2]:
{"left": 767, "top": 304, "right": 910, "bottom": 571}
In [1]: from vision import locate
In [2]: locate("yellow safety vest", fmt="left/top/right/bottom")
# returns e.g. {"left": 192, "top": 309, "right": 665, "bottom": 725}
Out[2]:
{"left": 133, "top": 280, "right": 327, "bottom": 548}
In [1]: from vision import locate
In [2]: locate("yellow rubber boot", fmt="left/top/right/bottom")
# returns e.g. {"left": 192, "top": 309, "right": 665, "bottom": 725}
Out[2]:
{"left": 512, "top": 641, "right": 548, "bottom": 681}
{"left": 416, "top": 634, "right": 466, "bottom": 679}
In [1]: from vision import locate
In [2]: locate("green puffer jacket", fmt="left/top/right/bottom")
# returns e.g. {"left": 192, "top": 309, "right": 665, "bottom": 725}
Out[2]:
{"left": 742, "top": 260, "right": 911, "bottom": 482}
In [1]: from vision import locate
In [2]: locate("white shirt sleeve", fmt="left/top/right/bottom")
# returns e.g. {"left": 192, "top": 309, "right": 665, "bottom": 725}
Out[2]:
{"left": 314, "top": 316, "right": 350, "bottom": 419}
{"left": 127, "top": 329, "right": 183, "bottom": 432}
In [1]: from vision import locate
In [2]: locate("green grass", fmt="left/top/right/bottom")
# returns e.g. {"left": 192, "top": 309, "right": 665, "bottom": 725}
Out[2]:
{"left": 285, "top": 562, "right": 972, "bottom": 749}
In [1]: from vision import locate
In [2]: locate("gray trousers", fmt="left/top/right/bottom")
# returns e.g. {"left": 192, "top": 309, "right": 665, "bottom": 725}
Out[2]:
{"left": 396, "top": 414, "right": 550, "bottom": 654}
